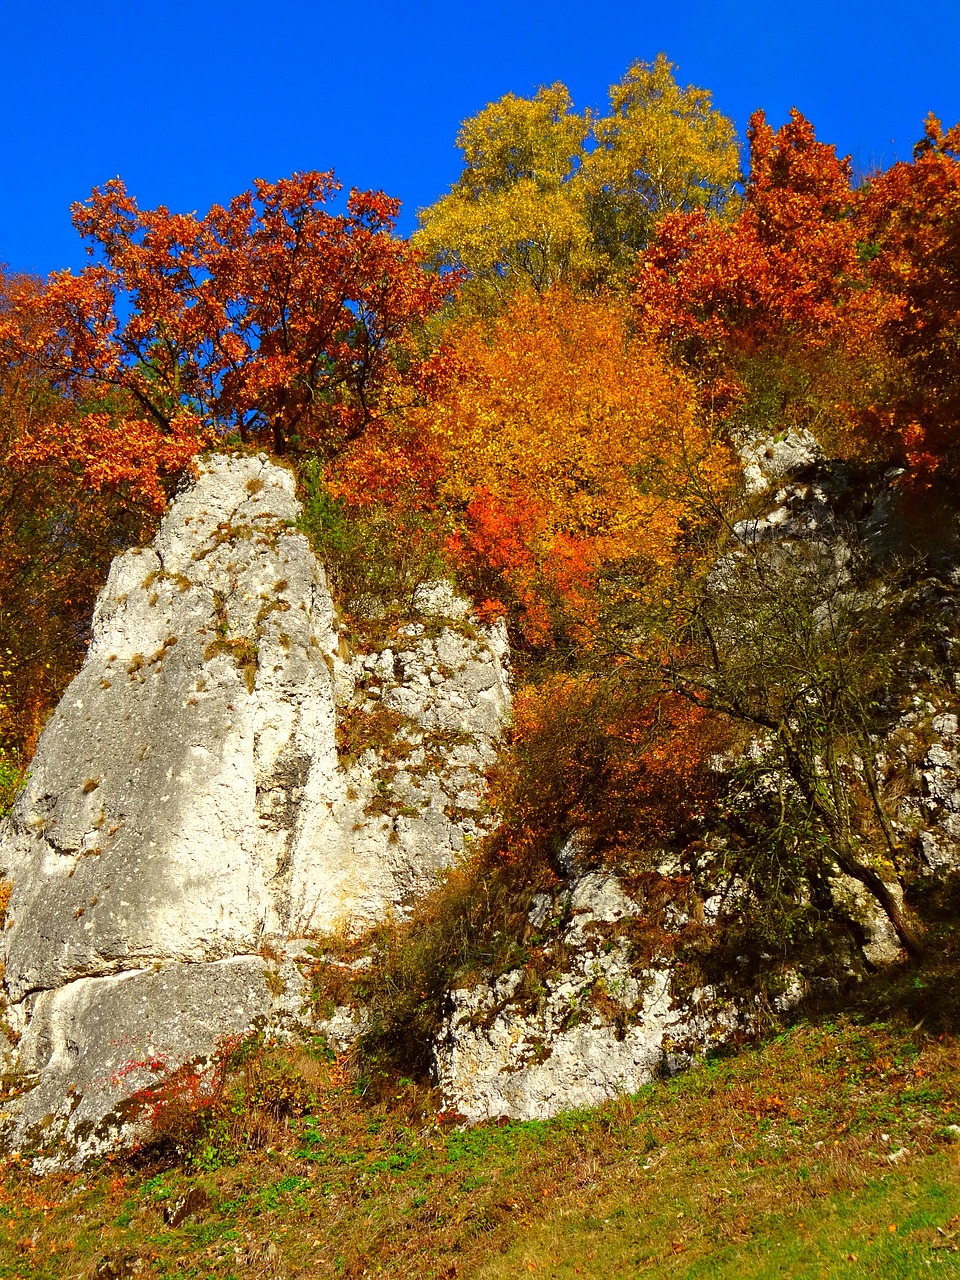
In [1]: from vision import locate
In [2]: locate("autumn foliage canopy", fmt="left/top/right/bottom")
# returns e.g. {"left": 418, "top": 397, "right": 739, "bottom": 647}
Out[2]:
{"left": 3, "top": 54, "right": 960, "bottom": 945}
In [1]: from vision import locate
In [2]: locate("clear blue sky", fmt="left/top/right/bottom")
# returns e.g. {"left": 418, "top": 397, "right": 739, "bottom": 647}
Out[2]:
{"left": 3, "top": 0, "right": 958, "bottom": 278}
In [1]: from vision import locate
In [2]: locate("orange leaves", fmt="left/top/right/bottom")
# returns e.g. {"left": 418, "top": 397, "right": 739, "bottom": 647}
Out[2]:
{"left": 426, "top": 289, "right": 734, "bottom": 648}
{"left": 327, "top": 403, "right": 448, "bottom": 517}
{"left": 43, "top": 172, "right": 449, "bottom": 455}
{"left": 492, "top": 674, "right": 723, "bottom": 870}
{"left": 0, "top": 172, "right": 448, "bottom": 763}
{"left": 633, "top": 109, "right": 919, "bottom": 469}
{"left": 14, "top": 411, "right": 207, "bottom": 514}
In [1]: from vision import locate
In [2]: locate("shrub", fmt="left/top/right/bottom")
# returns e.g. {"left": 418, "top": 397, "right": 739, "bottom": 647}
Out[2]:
{"left": 0, "top": 751, "right": 18, "bottom": 818}
{"left": 298, "top": 460, "right": 450, "bottom": 639}
{"left": 123, "top": 1034, "right": 321, "bottom": 1169}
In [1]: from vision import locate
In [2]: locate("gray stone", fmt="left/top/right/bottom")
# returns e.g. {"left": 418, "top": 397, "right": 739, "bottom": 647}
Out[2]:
{"left": 740, "top": 429, "right": 821, "bottom": 496}
{"left": 829, "top": 873, "right": 905, "bottom": 966}
{"left": 0, "top": 453, "right": 511, "bottom": 1165}
{"left": 434, "top": 870, "right": 742, "bottom": 1123}
{"left": 1, "top": 957, "right": 273, "bottom": 1171}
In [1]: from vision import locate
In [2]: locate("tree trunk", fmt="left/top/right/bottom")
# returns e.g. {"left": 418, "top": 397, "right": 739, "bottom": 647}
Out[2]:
{"left": 780, "top": 732, "right": 924, "bottom": 958}
{"left": 832, "top": 845, "right": 925, "bottom": 958}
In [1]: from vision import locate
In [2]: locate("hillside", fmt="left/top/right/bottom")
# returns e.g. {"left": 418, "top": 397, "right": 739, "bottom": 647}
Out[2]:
{"left": 1, "top": 54, "right": 959, "bottom": 1276}
{"left": 2, "top": 987, "right": 960, "bottom": 1277}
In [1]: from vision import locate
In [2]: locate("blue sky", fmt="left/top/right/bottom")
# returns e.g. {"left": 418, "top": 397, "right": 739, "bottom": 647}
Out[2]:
{"left": 3, "top": 0, "right": 958, "bottom": 278}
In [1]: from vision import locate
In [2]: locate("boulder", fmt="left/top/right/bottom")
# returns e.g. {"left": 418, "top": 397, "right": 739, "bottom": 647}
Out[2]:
{"left": 434, "top": 870, "right": 742, "bottom": 1123}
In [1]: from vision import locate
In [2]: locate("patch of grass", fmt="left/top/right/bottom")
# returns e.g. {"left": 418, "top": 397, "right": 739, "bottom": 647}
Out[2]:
{"left": 336, "top": 704, "right": 413, "bottom": 770}
{"left": 3, "top": 993, "right": 959, "bottom": 1279}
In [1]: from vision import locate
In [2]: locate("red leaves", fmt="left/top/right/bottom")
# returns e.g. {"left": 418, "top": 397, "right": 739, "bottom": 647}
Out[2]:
{"left": 0, "top": 172, "right": 450, "bottom": 763}
{"left": 636, "top": 109, "right": 897, "bottom": 360}
{"left": 41, "top": 171, "right": 449, "bottom": 455}
{"left": 0, "top": 270, "right": 208, "bottom": 761}
{"left": 447, "top": 486, "right": 572, "bottom": 647}
{"left": 856, "top": 115, "right": 960, "bottom": 479}
{"left": 492, "top": 676, "right": 723, "bottom": 870}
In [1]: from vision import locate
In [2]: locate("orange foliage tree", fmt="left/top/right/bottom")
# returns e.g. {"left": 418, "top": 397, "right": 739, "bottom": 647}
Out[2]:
{"left": 35, "top": 173, "right": 449, "bottom": 456}
{"left": 635, "top": 110, "right": 901, "bottom": 453}
{"left": 415, "top": 289, "right": 735, "bottom": 647}
{"left": 856, "top": 116, "right": 960, "bottom": 481}
{"left": 0, "top": 270, "right": 205, "bottom": 768}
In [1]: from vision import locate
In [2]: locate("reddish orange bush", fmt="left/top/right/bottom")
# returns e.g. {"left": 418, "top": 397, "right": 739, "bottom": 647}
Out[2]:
{"left": 492, "top": 674, "right": 725, "bottom": 871}
{"left": 0, "top": 271, "right": 205, "bottom": 762}
{"left": 418, "top": 289, "right": 735, "bottom": 647}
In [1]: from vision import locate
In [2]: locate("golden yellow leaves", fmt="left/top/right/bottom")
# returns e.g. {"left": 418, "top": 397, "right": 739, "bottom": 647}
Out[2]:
{"left": 414, "top": 57, "right": 741, "bottom": 305}
{"left": 424, "top": 289, "right": 736, "bottom": 644}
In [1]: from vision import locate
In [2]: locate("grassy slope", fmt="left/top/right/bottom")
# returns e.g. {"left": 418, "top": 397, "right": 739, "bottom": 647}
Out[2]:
{"left": 1, "top": 1008, "right": 959, "bottom": 1280}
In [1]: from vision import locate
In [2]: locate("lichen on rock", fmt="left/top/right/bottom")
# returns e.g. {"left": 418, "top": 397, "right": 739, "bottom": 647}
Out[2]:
{"left": 433, "top": 869, "right": 742, "bottom": 1123}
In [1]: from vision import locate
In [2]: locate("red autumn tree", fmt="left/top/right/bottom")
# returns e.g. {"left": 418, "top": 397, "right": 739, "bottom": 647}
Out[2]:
{"left": 0, "top": 270, "right": 203, "bottom": 767}
{"left": 637, "top": 108, "right": 895, "bottom": 348}
{"left": 635, "top": 110, "right": 900, "bottom": 451}
{"left": 36, "top": 173, "right": 450, "bottom": 455}
{"left": 855, "top": 115, "right": 960, "bottom": 481}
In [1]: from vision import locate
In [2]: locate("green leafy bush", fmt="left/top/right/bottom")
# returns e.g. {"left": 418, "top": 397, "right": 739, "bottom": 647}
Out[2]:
{"left": 298, "top": 460, "right": 450, "bottom": 638}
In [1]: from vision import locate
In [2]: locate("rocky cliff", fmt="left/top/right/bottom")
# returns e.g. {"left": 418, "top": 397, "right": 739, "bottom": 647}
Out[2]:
{"left": 0, "top": 453, "right": 510, "bottom": 1166}
{"left": 3, "top": 445, "right": 959, "bottom": 1169}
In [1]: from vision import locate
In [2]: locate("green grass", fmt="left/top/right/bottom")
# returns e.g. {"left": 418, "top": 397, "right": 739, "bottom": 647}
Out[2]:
{"left": 478, "top": 1145, "right": 960, "bottom": 1278}
{"left": 1, "top": 1013, "right": 958, "bottom": 1279}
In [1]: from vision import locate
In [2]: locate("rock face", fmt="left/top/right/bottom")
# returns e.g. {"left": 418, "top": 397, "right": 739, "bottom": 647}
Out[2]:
{"left": 434, "top": 870, "right": 740, "bottom": 1123}
{"left": 900, "top": 706, "right": 960, "bottom": 875}
{"left": 0, "top": 453, "right": 510, "bottom": 1164}
{"left": 435, "top": 433, "right": 960, "bottom": 1124}
{"left": 4, "top": 438, "right": 959, "bottom": 1166}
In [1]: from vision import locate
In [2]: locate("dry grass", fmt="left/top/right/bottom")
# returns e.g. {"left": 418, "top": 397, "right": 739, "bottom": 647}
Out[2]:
{"left": 1, "top": 1010, "right": 959, "bottom": 1279}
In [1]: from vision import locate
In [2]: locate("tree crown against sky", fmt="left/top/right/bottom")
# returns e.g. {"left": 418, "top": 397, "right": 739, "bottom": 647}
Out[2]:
{"left": 4, "top": 0, "right": 958, "bottom": 278}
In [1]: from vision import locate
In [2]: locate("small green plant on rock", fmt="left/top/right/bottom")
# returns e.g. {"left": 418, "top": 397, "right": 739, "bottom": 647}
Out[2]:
{"left": 297, "top": 460, "right": 451, "bottom": 644}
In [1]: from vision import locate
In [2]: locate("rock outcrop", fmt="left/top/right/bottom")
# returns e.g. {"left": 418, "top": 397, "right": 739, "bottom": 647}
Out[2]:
{"left": 433, "top": 433, "right": 960, "bottom": 1122}
{"left": 4, "top": 438, "right": 959, "bottom": 1167}
{"left": 434, "top": 869, "right": 740, "bottom": 1123}
{"left": 0, "top": 453, "right": 510, "bottom": 1165}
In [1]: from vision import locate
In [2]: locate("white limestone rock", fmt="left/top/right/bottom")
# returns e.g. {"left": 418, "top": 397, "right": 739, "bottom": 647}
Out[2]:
{"left": 0, "top": 958, "right": 273, "bottom": 1171}
{"left": 828, "top": 873, "right": 905, "bottom": 967}
{"left": 0, "top": 453, "right": 329, "bottom": 1003}
{"left": 289, "top": 615, "right": 510, "bottom": 934}
{"left": 740, "top": 429, "right": 821, "bottom": 496}
{"left": 904, "top": 710, "right": 960, "bottom": 872}
{"left": 434, "top": 870, "right": 740, "bottom": 1123}
{"left": 0, "top": 453, "right": 511, "bottom": 1164}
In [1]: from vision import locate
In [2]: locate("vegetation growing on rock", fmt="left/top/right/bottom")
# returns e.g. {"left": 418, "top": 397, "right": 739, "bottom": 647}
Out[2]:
{"left": 1, "top": 54, "right": 960, "bottom": 1237}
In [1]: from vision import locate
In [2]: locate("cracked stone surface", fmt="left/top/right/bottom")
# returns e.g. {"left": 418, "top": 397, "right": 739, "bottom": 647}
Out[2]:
{"left": 6, "top": 958, "right": 274, "bottom": 1171}
{"left": 0, "top": 453, "right": 510, "bottom": 1164}
{"left": 898, "top": 706, "right": 960, "bottom": 873}
{"left": 434, "top": 871, "right": 741, "bottom": 1123}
